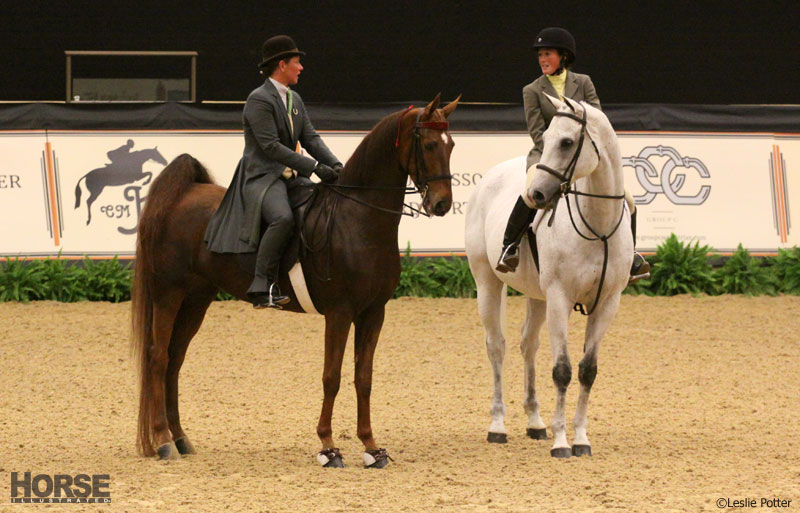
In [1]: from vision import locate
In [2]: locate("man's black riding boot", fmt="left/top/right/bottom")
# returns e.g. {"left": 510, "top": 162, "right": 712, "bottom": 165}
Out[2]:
{"left": 249, "top": 279, "right": 290, "bottom": 309}
{"left": 629, "top": 209, "right": 651, "bottom": 283}
{"left": 496, "top": 196, "right": 537, "bottom": 273}
{"left": 247, "top": 226, "right": 291, "bottom": 309}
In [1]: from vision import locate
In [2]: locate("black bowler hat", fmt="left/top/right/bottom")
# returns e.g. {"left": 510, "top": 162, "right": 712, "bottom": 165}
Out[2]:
{"left": 258, "top": 35, "right": 305, "bottom": 68}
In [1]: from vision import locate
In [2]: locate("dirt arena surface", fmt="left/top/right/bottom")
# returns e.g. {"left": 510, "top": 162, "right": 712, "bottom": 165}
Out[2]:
{"left": 1, "top": 295, "right": 799, "bottom": 513}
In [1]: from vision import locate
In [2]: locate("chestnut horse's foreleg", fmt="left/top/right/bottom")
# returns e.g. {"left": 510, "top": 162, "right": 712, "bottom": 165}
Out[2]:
{"left": 165, "top": 294, "right": 214, "bottom": 456}
{"left": 149, "top": 290, "right": 185, "bottom": 460}
{"left": 316, "top": 310, "right": 352, "bottom": 467}
{"left": 354, "top": 304, "right": 392, "bottom": 468}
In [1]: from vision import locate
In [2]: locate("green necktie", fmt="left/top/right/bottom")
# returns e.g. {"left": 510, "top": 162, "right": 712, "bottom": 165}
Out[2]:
{"left": 282, "top": 90, "right": 296, "bottom": 179}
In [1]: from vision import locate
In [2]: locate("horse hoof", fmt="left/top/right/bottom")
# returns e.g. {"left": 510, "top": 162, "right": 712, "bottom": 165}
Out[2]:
{"left": 363, "top": 448, "right": 393, "bottom": 469}
{"left": 487, "top": 432, "right": 507, "bottom": 444}
{"left": 526, "top": 428, "right": 548, "bottom": 440}
{"left": 174, "top": 437, "right": 196, "bottom": 455}
{"left": 550, "top": 447, "right": 572, "bottom": 459}
{"left": 317, "top": 448, "right": 345, "bottom": 468}
{"left": 156, "top": 441, "right": 180, "bottom": 460}
{"left": 572, "top": 444, "right": 592, "bottom": 457}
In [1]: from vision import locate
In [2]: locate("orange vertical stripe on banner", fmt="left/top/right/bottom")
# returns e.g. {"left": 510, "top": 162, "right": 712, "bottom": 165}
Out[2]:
{"left": 773, "top": 145, "right": 788, "bottom": 243}
{"left": 44, "top": 141, "right": 60, "bottom": 246}
{"left": 773, "top": 145, "right": 784, "bottom": 243}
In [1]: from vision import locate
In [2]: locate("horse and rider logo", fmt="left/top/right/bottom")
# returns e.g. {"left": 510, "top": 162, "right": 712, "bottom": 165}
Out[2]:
{"left": 74, "top": 140, "right": 167, "bottom": 225}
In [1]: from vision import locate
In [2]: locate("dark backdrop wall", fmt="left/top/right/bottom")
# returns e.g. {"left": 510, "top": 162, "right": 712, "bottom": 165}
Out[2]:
{"left": 2, "top": 0, "right": 798, "bottom": 105}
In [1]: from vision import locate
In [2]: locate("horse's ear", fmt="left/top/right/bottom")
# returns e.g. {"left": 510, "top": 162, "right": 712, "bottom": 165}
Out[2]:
{"left": 543, "top": 93, "right": 566, "bottom": 111}
{"left": 562, "top": 97, "right": 578, "bottom": 113}
{"left": 424, "top": 92, "right": 442, "bottom": 118}
{"left": 440, "top": 94, "right": 461, "bottom": 119}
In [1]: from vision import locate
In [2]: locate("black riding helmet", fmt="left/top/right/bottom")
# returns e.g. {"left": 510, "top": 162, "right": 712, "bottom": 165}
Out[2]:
{"left": 533, "top": 27, "right": 576, "bottom": 67}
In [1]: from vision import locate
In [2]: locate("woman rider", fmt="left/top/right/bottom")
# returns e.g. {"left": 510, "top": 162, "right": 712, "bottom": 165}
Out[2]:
{"left": 496, "top": 27, "right": 649, "bottom": 282}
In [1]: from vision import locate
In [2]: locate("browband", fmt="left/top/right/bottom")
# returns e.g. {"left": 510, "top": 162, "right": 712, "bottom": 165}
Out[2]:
{"left": 416, "top": 121, "right": 450, "bottom": 130}
{"left": 395, "top": 106, "right": 450, "bottom": 147}
{"left": 553, "top": 111, "right": 586, "bottom": 125}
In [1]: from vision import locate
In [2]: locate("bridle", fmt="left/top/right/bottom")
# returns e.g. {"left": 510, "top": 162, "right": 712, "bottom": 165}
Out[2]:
{"left": 534, "top": 106, "right": 626, "bottom": 316}
{"left": 398, "top": 106, "right": 453, "bottom": 210}
{"left": 319, "top": 106, "right": 452, "bottom": 218}
{"left": 535, "top": 107, "right": 600, "bottom": 201}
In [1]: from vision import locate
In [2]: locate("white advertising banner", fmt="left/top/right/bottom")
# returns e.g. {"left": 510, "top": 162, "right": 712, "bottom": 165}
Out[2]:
{"left": 0, "top": 130, "right": 796, "bottom": 258}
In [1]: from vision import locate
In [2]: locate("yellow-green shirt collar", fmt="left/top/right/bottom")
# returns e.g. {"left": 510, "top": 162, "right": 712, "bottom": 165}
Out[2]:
{"left": 546, "top": 70, "right": 567, "bottom": 100}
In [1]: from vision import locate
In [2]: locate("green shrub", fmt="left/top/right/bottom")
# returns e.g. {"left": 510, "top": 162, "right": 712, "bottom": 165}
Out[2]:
{"left": 395, "top": 245, "right": 444, "bottom": 298}
{"left": 394, "top": 244, "right": 476, "bottom": 298}
{"left": 216, "top": 290, "right": 236, "bottom": 301}
{"left": 645, "top": 234, "right": 717, "bottom": 296}
{"left": 0, "top": 257, "right": 46, "bottom": 302}
{"left": 716, "top": 244, "right": 778, "bottom": 296}
{"left": 77, "top": 256, "right": 132, "bottom": 302}
{"left": 430, "top": 256, "right": 476, "bottom": 298}
{"left": 773, "top": 246, "right": 800, "bottom": 294}
{"left": 1, "top": 241, "right": 797, "bottom": 302}
{"left": 38, "top": 256, "right": 85, "bottom": 302}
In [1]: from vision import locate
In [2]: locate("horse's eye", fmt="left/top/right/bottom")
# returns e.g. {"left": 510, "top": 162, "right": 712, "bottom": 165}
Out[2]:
{"left": 560, "top": 138, "right": 574, "bottom": 149}
{"left": 424, "top": 141, "right": 438, "bottom": 151}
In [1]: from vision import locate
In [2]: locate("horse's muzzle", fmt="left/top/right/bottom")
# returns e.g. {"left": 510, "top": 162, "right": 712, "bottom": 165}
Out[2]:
{"left": 531, "top": 190, "right": 549, "bottom": 209}
{"left": 525, "top": 175, "right": 562, "bottom": 211}
{"left": 427, "top": 197, "right": 452, "bottom": 217}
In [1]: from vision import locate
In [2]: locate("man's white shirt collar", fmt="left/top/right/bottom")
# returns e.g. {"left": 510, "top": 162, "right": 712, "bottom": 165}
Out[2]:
{"left": 269, "top": 78, "right": 289, "bottom": 109}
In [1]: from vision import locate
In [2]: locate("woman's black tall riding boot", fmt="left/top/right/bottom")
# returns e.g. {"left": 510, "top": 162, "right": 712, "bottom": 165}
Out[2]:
{"left": 496, "top": 196, "right": 537, "bottom": 273}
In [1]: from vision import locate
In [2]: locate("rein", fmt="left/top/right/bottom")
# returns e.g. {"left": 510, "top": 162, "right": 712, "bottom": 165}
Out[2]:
{"left": 536, "top": 107, "right": 625, "bottom": 316}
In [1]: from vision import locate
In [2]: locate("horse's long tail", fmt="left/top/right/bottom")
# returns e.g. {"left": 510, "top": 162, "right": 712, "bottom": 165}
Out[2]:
{"left": 131, "top": 153, "right": 213, "bottom": 456}
{"left": 74, "top": 174, "right": 86, "bottom": 208}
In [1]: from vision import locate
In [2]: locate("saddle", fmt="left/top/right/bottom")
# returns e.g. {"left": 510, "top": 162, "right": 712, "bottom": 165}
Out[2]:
{"left": 234, "top": 180, "right": 319, "bottom": 279}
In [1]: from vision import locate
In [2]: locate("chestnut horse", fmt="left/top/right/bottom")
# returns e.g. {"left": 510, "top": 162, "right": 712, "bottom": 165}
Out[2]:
{"left": 132, "top": 94, "right": 459, "bottom": 467}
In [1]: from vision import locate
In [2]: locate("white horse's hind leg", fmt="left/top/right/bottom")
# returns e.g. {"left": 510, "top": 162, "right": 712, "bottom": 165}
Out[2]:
{"left": 472, "top": 259, "right": 508, "bottom": 443}
{"left": 573, "top": 293, "right": 621, "bottom": 457}
{"left": 520, "top": 298, "right": 547, "bottom": 439}
{"left": 546, "top": 292, "right": 573, "bottom": 458}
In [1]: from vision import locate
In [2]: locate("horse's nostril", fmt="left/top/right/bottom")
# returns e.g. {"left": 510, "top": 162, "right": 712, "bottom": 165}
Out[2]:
{"left": 434, "top": 200, "right": 450, "bottom": 215}
{"left": 533, "top": 190, "right": 546, "bottom": 204}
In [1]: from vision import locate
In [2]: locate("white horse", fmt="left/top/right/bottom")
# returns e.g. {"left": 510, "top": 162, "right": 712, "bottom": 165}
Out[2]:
{"left": 465, "top": 95, "right": 633, "bottom": 458}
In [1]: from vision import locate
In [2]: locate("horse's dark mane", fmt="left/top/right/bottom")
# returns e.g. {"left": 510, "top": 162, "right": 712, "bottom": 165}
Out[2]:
{"left": 338, "top": 110, "right": 407, "bottom": 185}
